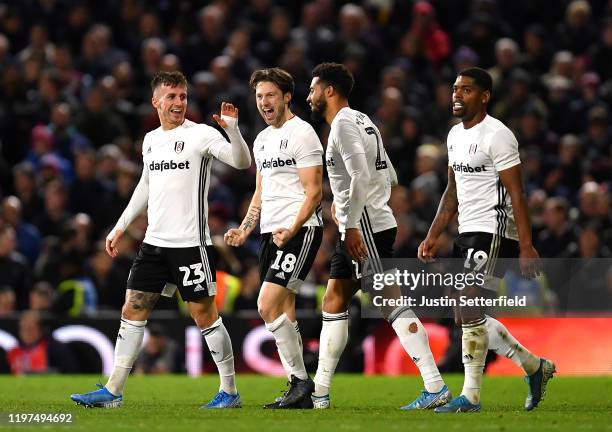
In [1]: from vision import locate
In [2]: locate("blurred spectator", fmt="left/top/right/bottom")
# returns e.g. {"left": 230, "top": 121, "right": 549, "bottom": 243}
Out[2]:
{"left": 1, "top": 195, "right": 42, "bottom": 265}
{"left": 186, "top": 5, "right": 227, "bottom": 73}
{"left": 29, "top": 282, "right": 55, "bottom": 312}
{"left": 519, "top": 24, "right": 552, "bottom": 76}
{"left": 12, "top": 162, "right": 44, "bottom": 223}
{"left": 69, "top": 148, "right": 107, "bottom": 217}
{"left": 401, "top": 1, "right": 450, "bottom": 70}
{"left": 0, "top": 286, "right": 16, "bottom": 316}
{"left": 75, "top": 85, "right": 128, "bottom": 148}
{"left": 0, "top": 224, "right": 32, "bottom": 310}
{"left": 588, "top": 18, "right": 612, "bottom": 80}
{"left": 32, "top": 180, "right": 71, "bottom": 238}
{"left": 6, "top": 310, "right": 77, "bottom": 374}
{"left": 134, "top": 323, "right": 181, "bottom": 374}
{"left": 536, "top": 198, "right": 578, "bottom": 258}
{"left": 555, "top": 0, "right": 598, "bottom": 55}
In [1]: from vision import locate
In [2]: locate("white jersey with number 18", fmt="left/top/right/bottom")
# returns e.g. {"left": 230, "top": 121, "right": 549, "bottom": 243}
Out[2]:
{"left": 254, "top": 116, "right": 324, "bottom": 234}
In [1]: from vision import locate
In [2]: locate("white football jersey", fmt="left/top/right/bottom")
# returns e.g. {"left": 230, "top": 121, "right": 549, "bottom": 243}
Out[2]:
{"left": 326, "top": 107, "right": 396, "bottom": 234}
{"left": 254, "top": 116, "right": 323, "bottom": 233}
{"left": 141, "top": 119, "right": 231, "bottom": 247}
{"left": 447, "top": 114, "right": 520, "bottom": 240}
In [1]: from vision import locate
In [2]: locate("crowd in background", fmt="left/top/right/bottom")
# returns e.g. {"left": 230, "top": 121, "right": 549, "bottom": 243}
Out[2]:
{"left": 0, "top": 0, "right": 611, "bottom": 322}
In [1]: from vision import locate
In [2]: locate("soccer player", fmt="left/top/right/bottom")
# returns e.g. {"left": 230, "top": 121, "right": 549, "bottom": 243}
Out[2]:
{"left": 419, "top": 67, "right": 555, "bottom": 413}
{"left": 307, "top": 62, "right": 451, "bottom": 410}
{"left": 70, "top": 71, "right": 251, "bottom": 409}
{"left": 224, "top": 68, "right": 323, "bottom": 409}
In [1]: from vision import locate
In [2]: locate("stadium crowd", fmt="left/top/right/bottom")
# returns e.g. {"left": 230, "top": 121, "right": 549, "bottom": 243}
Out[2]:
{"left": 0, "top": 0, "right": 610, "bottom": 319}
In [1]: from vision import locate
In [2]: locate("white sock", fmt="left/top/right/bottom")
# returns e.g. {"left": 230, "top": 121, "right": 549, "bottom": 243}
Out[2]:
{"left": 486, "top": 315, "right": 540, "bottom": 375}
{"left": 202, "top": 317, "right": 237, "bottom": 395}
{"left": 106, "top": 318, "right": 146, "bottom": 396}
{"left": 313, "top": 311, "right": 348, "bottom": 397}
{"left": 265, "top": 313, "right": 308, "bottom": 380}
{"left": 390, "top": 309, "right": 445, "bottom": 393}
{"left": 461, "top": 318, "right": 489, "bottom": 404}
{"left": 278, "top": 321, "right": 303, "bottom": 380}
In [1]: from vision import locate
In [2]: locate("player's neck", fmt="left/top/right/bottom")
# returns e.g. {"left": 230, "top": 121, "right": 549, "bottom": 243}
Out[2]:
{"left": 462, "top": 111, "right": 487, "bottom": 129}
{"left": 160, "top": 118, "right": 185, "bottom": 131}
{"left": 273, "top": 109, "right": 295, "bottom": 129}
{"left": 326, "top": 100, "right": 349, "bottom": 125}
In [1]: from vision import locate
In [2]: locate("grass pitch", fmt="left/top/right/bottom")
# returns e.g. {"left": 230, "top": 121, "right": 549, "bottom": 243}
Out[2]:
{"left": 1, "top": 374, "right": 610, "bottom": 431}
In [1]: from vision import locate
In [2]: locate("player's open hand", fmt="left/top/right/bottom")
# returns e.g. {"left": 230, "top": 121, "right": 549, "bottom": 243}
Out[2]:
{"left": 519, "top": 245, "right": 541, "bottom": 279}
{"left": 345, "top": 228, "right": 368, "bottom": 262}
{"left": 224, "top": 228, "right": 247, "bottom": 247}
{"left": 105, "top": 228, "right": 124, "bottom": 258}
{"left": 213, "top": 102, "right": 238, "bottom": 128}
{"left": 272, "top": 227, "right": 295, "bottom": 248}
{"left": 417, "top": 236, "right": 437, "bottom": 263}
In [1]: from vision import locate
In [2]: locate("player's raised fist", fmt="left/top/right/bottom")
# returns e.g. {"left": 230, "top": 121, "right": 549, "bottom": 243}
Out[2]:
{"left": 272, "top": 227, "right": 295, "bottom": 249}
{"left": 224, "top": 228, "right": 247, "bottom": 247}
{"left": 213, "top": 102, "right": 238, "bottom": 128}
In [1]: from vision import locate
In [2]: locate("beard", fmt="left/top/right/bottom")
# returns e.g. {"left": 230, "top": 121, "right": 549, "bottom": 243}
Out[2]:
{"left": 309, "top": 98, "right": 327, "bottom": 124}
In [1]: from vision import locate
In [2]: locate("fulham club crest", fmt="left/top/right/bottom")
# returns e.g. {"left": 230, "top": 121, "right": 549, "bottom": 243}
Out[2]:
{"left": 280, "top": 139, "right": 288, "bottom": 150}
{"left": 469, "top": 143, "right": 478, "bottom": 155}
{"left": 174, "top": 141, "right": 184, "bottom": 153}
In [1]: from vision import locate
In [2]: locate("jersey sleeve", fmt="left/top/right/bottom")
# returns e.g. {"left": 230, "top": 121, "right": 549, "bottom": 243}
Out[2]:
{"left": 198, "top": 124, "right": 229, "bottom": 158}
{"left": 490, "top": 128, "right": 521, "bottom": 171}
{"left": 199, "top": 119, "right": 251, "bottom": 169}
{"left": 334, "top": 117, "right": 366, "bottom": 161}
{"left": 293, "top": 125, "right": 323, "bottom": 168}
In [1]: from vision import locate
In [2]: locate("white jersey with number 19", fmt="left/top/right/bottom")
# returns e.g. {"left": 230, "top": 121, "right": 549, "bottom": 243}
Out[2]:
{"left": 326, "top": 107, "right": 396, "bottom": 235}
{"left": 447, "top": 114, "right": 520, "bottom": 240}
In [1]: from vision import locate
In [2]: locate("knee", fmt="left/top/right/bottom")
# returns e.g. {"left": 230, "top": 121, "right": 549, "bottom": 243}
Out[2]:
{"left": 191, "top": 305, "right": 217, "bottom": 329}
{"left": 257, "top": 298, "right": 282, "bottom": 323}
{"left": 322, "top": 292, "right": 347, "bottom": 314}
{"left": 121, "top": 302, "right": 149, "bottom": 321}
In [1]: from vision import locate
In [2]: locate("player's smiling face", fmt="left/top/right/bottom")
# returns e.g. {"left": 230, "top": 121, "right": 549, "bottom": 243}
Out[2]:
{"left": 307, "top": 77, "right": 327, "bottom": 123}
{"left": 452, "top": 75, "right": 488, "bottom": 122}
{"left": 255, "top": 81, "right": 290, "bottom": 128}
{"left": 153, "top": 84, "right": 187, "bottom": 130}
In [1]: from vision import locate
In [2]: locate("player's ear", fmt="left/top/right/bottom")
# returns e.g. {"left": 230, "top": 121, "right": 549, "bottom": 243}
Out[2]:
{"left": 324, "top": 84, "right": 334, "bottom": 98}
{"left": 482, "top": 90, "right": 491, "bottom": 105}
{"left": 284, "top": 92, "right": 292, "bottom": 105}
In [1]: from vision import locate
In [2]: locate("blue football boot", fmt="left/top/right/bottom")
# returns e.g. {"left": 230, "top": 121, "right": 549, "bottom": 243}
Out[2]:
{"left": 401, "top": 385, "right": 452, "bottom": 410}
{"left": 70, "top": 384, "right": 122, "bottom": 408}
{"left": 434, "top": 395, "right": 481, "bottom": 413}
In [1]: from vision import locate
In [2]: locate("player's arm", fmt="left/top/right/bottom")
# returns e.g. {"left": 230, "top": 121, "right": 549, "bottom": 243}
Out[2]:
{"left": 106, "top": 164, "right": 149, "bottom": 257}
{"left": 272, "top": 165, "right": 323, "bottom": 248}
{"left": 340, "top": 122, "right": 370, "bottom": 262}
{"left": 492, "top": 128, "right": 541, "bottom": 278}
{"left": 224, "top": 171, "right": 262, "bottom": 247}
{"left": 211, "top": 102, "right": 252, "bottom": 169}
{"left": 418, "top": 166, "right": 457, "bottom": 262}
{"left": 386, "top": 152, "right": 399, "bottom": 187}
{"left": 499, "top": 165, "right": 541, "bottom": 278}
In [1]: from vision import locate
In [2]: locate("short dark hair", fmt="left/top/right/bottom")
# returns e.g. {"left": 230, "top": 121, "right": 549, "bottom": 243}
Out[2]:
{"left": 458, "top": 67, "right": 493, "bottom": 94}
{"left": 312, "top": 62, "right": 354, "bottom": 98}
{"left": 249, "top": 68, "right": 294, "bottom": 95}
{"left": 151, "top": 71, "right": 187, "bottom": 92}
